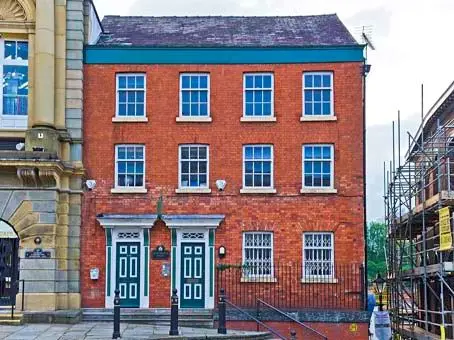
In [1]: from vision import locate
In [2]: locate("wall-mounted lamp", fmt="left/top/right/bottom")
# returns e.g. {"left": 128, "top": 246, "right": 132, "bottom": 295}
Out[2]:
{"left": 218, "top": 245, "right": 226, "bottom": 258}
{"left": 34, "top": 236, "right": 42, "bottom": 245}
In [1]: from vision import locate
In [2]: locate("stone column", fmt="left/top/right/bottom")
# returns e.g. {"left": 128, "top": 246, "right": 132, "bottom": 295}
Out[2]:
{"left": 55, "top": 1, "right": 66, "bottom": 130}
{"left": 25, "top": 0, "right": 60, "bottom": 154}
{"left": 33, "top": 0, "right": 55, "bottom": 128}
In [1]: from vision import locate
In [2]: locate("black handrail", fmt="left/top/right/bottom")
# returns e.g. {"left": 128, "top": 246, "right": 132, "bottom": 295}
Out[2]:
{"left": 257, "top": 298, "right": 328, "bottom": 340}
{"left": 21, "top": 279, "right": 25, "bottom": 311}
{"left": 224, "top": 298, "right": 287, "bottom": 340}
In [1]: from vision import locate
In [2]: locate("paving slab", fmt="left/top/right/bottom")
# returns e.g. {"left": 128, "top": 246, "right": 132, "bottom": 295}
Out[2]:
{"left": 0, "top": 322, "right": 269, "bottom": 339}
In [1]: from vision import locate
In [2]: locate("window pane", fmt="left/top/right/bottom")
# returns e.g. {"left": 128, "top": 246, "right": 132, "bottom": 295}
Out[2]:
{"left": 200, "top": 91, "right": 208, "bottom": 103}
{"left": 200, "top": 76, "right": 208, "bottom": 88}
{"left": 314, "top": 75, "right": 322, "bottom": 87}
{"left": 255, "top": 75, "right": 263, "bottom": 88}
{"left": 181, "top": 175, "right": 189, "bottom": 186}
{"left": 118, "top": 147, "right": 126, "bottom": 159}
{"left": 245, "top": 174, "right": 253, "bottom": 186}
{"left": 118, "top": 76, "right": 126, "bottom": 89}
{"left": 136, "top": 91, "right": 144, "bottom": 103}
{"left": 322, "top": 146, "right": 331, "bottom": 158}
{"left": 190, "top": 76, "right": 199, "bottom": 88}
{"left": 263, "top": 75, "right": 272, "bottom": 88}
{"left": 304, "top": 74, "right": 313, "bottom": 88}
{"left": 17, "top": 42, "right": 28, "bottom": 60}
{"left": 181, "top": 161, "right": 189, "bottom": 173}
{"left": 119, "top": 91, "right": 127, "bottom": 102}
{"left": 322, "top": 74, "right": 331, "bottom": 87}
{"left": 200, "top": 104, "right": 208, "bottom": 115}
{"left": 245, "top": 161, "right": 253, "bottom": 173}
{"left": 263, "top": 103, "right": 271, "bottom": 115}
{"left": 313, "top": 147, "right": 321, "bottom": 159}
{"left": 323, "top": 102, "right": 331, "bottom": 115}
{"left": 304, "top": 146, "right": 312, "bottom": 159}
{"left": 263, "top": 175, "right": 271, "bottom": 187}
{"left": 313, "top": 103, "right": 321, "bottom": 114}
{"left": 199, "top": 147, "right": 207, "bottom": 159}
{"left": 254, "top": 103, "right": 262, "bottom": 115}
{"left": 182, "top": 104, "right": 190, "bottom": 115}
{"left": 263, "top": 162, "right": 271, "bottom": 174}
{"left": 245, "top": 75, "right": 253, "bottom": 88}
{"left": 190, "top": 147, "right": 198, "bottom": 159}
{"left": 245, "top": 147, "right": 253, "bottom": 160}
{"left": 305, "top": 103, "right": 313, "bottom": 115}
{"left": 181, "top": 147, "right": 189, "bottom": 159}
{"left": 127, "top": 76, "right": 135, "bottom": 88}
{"left": 199, "top": 161, "right": 207, "bottom": 173}
{"left": 182, "top": 76, "right": 190, "bottom": 89}
{"left": 136, "top": 175, "right": 143, "bottom": 187}
{"left": 254, "top": 146, "right": 262, "bottom": 159}
{"left": 314, "top": 90, "right": 321, "bottom": 101}
{"left": 199, "top": 175, "right": 207, "bottom": 186}
{"left": 136, "top": 104, "right": 144, "bottom": 116}
{"left": 136, "top": 76, "right": 144, "bottom": 88}
{"left": 254, "top": 175, "right": 262, "bottom": 186}
{"left": 4, "top": 41, "right": 15, "bottom": 59}
{"left": 245, "top": 103, "right": 253, "bottom": 115}
{"left": 3, "top": 65, "right": 28, "bottom": 115}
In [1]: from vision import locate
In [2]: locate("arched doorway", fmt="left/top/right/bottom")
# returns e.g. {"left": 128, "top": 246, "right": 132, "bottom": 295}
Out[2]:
{"left": 0, "top": 220, "right": 19, "bottom": 307}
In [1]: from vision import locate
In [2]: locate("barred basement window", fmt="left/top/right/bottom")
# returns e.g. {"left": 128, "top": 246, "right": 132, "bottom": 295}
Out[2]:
{"left": 242, "top": 232, "right": 273, "bottom": 278}
{"left": 303, "top": 232, "right": 334, "bottom": 278}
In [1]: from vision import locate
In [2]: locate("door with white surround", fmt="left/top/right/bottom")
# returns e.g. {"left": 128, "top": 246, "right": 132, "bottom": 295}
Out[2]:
{"left": 116, "top": 242, "right": 140, "bottom": 307}
{"left": 180, "top": 242, "right": 205, "bottom": 308}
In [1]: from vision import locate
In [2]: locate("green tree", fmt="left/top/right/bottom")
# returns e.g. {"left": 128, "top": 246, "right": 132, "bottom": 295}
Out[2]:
{"left": 367, "top": 221, "right": 387, "bottom": 281}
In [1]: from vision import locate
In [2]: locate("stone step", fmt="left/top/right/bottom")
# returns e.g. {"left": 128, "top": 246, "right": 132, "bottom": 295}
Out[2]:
{"left": 82, "top": 308, "right": 214, "bottom": 328}
{"left": 0, "top": 318, "right": 23, "bottom": 326}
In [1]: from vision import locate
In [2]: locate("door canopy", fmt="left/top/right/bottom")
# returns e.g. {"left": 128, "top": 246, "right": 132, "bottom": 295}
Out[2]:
{"left": 0, "top": 220, "right": 18, "bottom": 239}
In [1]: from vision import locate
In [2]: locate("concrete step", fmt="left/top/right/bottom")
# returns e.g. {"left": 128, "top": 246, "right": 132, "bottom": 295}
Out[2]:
{"left": 82, "top": 308, "right": 214, "bottom": 328}
{"left": 0, "top": 309, "right": 24, "bottom": 325}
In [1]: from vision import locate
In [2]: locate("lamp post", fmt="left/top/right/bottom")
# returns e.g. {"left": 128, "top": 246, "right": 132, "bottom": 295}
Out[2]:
{"left": 373, "top": 272, "right": 386, "bottom": 311}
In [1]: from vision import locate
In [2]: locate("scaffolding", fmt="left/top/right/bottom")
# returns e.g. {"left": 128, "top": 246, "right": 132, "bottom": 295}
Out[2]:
{"left": 385, "top": 87, "right": 454, "bottom": 339}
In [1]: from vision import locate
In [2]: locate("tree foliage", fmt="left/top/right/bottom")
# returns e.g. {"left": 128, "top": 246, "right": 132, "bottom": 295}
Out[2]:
{"left": 367, "top": 221, "right": 387, "bottom": 281}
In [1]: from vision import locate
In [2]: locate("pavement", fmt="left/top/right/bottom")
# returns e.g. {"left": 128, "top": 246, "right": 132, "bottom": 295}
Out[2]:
{"left": 0, "top": 322, "right": 268, "bottom": 339}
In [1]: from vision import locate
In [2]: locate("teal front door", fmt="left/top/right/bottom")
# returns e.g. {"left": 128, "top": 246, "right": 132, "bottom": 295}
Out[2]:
{"left": 180, "top": 242, "right": 205, "bottom": 308}
{"left": 116, "top": 242, "right": 140, "bottom": 308}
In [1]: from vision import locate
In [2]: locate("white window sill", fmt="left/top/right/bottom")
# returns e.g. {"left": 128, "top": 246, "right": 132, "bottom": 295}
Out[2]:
{"left": 240, "top": 116, "right": 277, "bottom": 122}
{"left": 111, "top": 187, "right": 148, "bottom": 194}
{"left": 176, "top": 116, "right": 212, "bottom": 123}
{"left": 301, "top": 277, "right": 338, "bottom": 284}
{"left": 240, "top": 188, "right": 277, "bottom": 194}
{"left": 300, "top": 115, "right": 337, "bottom": 122}
{"left": 241, "top": 277, "right": 277, "bottom": 283}
{"left": 175, "top": 187, "right": 212, "bottom": 194}
{"left": 112, "top": 116, "right": 148, "bottom": 122}
{"left": 300, "top": 188, "right": 337, "bottom": 194}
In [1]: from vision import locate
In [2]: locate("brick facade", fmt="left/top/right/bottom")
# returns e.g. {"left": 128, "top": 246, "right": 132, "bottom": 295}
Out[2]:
{"left": 81, "top": 62, "right": 365, "bottom": 309}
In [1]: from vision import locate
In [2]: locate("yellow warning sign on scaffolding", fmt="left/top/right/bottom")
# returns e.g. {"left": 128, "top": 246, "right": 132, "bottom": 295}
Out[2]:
{"left": 439, "top": 207, "right": 452, "bottom": 251}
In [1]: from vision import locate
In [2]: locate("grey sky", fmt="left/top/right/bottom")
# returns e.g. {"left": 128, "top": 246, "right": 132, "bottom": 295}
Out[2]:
{"left": 93, "top": 0, "right": 454, "bottom": 221}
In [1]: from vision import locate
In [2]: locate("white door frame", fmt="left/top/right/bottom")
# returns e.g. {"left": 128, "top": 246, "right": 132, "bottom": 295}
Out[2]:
{"left": 105, "top": 228, "right": 149, "bottom": 308}
{"left": 175, "top": 228, "right": 213, "bottom": 309}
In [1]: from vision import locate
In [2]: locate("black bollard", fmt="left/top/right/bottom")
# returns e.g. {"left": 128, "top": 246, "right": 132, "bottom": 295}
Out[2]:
{"left": 217, "top": 288, "right": 227, "bottom": 334}
{"left": 169, "top": 288, "right": 179, "bottom": 335}
{"left": 290, "top": 329, "right": 297, "bottom": 340}
{"left": 112, "top": 289, "right": 121, "bottom": 339}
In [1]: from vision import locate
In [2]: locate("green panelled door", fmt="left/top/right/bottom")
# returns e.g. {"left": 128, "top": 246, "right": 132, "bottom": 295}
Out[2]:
{"left": 180, "top": 243, "right": 205, "bottom": 308}
{"left": 116, "top": 242, "right": 140, "bottom": 308}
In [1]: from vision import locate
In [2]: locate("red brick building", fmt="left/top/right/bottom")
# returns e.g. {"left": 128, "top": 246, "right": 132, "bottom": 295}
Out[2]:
{"left": 81, "top": 14, "right": 368, "bottom": 335}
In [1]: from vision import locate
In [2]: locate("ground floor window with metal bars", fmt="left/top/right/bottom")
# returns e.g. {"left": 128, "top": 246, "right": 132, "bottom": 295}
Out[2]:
{"left": 242, "top": 232, "right": 273, "bottom": 278}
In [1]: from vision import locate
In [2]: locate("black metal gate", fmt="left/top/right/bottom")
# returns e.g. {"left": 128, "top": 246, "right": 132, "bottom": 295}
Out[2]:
{"left": 0, "top": 237, "right": 19, "bottom": 306}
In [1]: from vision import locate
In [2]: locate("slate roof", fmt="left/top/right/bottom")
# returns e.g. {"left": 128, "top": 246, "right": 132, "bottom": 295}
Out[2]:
{"left": 97, "top": 14, "right": 358, "bottom": 48}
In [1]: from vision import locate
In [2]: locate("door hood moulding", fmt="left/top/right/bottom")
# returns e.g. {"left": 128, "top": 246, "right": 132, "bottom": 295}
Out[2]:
{"left": 96, "top": 213, "right": 225, "bottom": 229}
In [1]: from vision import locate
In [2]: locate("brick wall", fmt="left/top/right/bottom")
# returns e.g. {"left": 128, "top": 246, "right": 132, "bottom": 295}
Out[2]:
{"left": 81, "top": 62, "right": 364, "bottom": 308}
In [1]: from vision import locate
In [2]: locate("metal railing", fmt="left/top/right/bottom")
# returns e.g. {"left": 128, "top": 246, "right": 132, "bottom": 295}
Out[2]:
{"left": 257, "top": 298, "right": 328, "bottom": 340}
{"left": 216, "top": 263, "right": 364, "bottom": 310}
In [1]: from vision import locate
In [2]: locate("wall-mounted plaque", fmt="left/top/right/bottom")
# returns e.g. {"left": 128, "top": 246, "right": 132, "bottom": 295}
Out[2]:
{"left": 152, "top": 245, "right": 169, "bottom": 259}
{"left": 25, "top": 248, "right": 51, "bottom": 259}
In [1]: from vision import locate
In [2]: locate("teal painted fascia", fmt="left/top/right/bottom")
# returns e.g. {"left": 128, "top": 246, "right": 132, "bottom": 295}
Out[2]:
{"left": 84, "top": 46, "right": 365, "bottom": 64}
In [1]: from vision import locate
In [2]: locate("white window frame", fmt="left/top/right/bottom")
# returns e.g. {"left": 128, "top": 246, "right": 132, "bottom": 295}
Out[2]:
{"left": 178, "top": 73, "right": 211, "bottom": 119}
{"left": 114, "top": 73, "right": 147, "bottom": 121}
{"left": 242, "top": 144, "right": 274, "bottom": 191}
{"left": 242, "top": 232, "right": 274, "bottom": 279}
{"left": 302, "top": 72, "right": 334, "bottom": 118}
{"left": 0, "top": 39, "right": 29, "bottom": 130}
{"left": 113, "top": 144, "right": 146, "bottom": 192}
{"left": 177, "top": 144, "right": 210, "bottom": 191}
{"left": 302, "top": 144, "right": 334, "bottom": 190}
{"left": 302, "top": 232, "right": 334, "bottom": 279}
{"left": 242, "top": 73, "right": 275, "bottom": 119}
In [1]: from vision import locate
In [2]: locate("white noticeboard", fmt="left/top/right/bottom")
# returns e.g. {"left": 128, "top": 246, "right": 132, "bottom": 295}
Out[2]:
{"left": 370, "top": 310, "right": 392, "bottom": 340}
{"left": 0, "top": 220, "right": 18, "bottom": 238}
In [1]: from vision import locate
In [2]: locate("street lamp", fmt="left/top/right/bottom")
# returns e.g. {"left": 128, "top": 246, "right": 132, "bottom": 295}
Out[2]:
{"left": 373, "top": 272, "right": 386, "bottom": 311}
